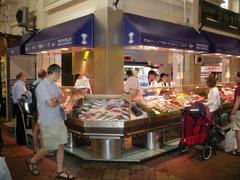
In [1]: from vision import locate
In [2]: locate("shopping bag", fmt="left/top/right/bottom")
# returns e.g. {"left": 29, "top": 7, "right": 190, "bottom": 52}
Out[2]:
{"left": 0, "top": 156, "right": 12, "bottom": 180}
{"left": 221, "top": 130, "right": 237, "bottom": 152}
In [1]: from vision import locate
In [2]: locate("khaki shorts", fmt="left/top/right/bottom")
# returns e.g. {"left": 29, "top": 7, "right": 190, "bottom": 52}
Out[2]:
{"left": 231, "top": 111, "right": 240, "bottom": 131}
{"left": 40, "top": 120, "right": 68, "bottom": 151}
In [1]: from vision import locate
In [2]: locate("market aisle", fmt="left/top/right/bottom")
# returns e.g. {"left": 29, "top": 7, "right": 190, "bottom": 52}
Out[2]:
{"left": 1, "top": 128, "right": 240, "bottom": 180}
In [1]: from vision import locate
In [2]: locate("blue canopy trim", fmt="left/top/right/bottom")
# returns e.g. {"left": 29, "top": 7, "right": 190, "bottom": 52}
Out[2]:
{"left": 25, "top": 14, "right": 94, "bottom": 53}
{"left": 124, "top": 13, "right": 209, "bottom": 52}
{"left": 201, "top": 30, "right": 240, "bottom": 55}
{"left": 7, "top": 33, "right": 35, "bottom": 56}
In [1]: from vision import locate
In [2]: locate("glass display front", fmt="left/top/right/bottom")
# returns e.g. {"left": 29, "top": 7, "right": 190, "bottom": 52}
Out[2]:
{"left": 61, "top": 82, "right": 235, "bottom": 122}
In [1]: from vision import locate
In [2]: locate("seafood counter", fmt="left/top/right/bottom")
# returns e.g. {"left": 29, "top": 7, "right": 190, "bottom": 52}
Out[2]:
{"left": 60, "top": 85, "right": 234, "bottom": 160}
{"left": 62, "top": 87, "right": 234, "bottom": 136}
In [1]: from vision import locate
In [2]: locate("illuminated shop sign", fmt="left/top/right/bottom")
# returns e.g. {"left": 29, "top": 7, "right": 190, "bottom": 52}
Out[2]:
{"left": 25, "top": 37, "right": 72, "bottom": 52}
{"left": 141, "top": 35, "right": 209, "bottom": 51}
{"left": 200, "top": 0, "right": 240, "bottom": 34}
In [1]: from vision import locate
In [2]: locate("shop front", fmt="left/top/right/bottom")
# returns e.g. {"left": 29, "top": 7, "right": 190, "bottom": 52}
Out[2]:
{"left": 5, "top": 33, "right": 36, "bottom": 120}
{"left": 57, "top": 13, "right": 217, "bottom": 161}
{"left": 21, "top": 11, "right": 235, "bottom": 162}
{"left": 200, "top": 30, "right": 240, "bottom": 83}
{"left": 25, "top": 14, "right": 94, "bottom": 87}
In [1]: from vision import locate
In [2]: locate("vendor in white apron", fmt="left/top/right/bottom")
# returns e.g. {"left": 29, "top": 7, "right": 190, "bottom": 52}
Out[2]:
{"left": 158, "top": 73, "right": 173, "bottom": 95}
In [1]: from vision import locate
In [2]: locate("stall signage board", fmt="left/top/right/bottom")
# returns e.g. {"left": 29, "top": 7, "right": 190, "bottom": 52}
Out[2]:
{"left": 201, "top": 65, "right": 222, "bottom": 72}
{"left": 25, "top": 36, "right": 72, "bottom": 52}
{"left": 141, "top": 34, "right": 209, "bottom": 51}
{"left": 200, "top": 0, "right": 240, "bottom": 34}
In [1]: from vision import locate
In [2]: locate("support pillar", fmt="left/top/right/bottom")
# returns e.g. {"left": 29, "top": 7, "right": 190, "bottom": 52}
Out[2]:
{"left": 93, "top": 3, "right": 124, "bottom": 94}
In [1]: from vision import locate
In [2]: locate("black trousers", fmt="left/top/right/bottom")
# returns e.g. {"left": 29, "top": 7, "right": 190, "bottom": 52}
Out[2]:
{"left": 13, "top": 104, "right": 27, "bottom": 145}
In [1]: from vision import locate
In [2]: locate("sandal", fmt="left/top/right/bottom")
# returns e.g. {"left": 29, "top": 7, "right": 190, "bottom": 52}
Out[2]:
{"left": 56, "top": 171, "right": 75, "bottom": 179}
{"left": 26, "top": 159, "right": 39, "bottom": 176}
{"left": 231, "top": 150, "right": 240, "bottom": 157}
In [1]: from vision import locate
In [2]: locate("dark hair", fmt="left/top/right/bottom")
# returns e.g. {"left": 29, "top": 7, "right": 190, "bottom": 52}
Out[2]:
{"left": 16, "top": 72, "right": 26, "bottom": 79}
{"left": 126, "top": 70, "right": 133, "bottom": 76}
{"left": 38, "top": 69, "right": 46, "bottom": 79}
{"left": 206, "top": 76, "right": 217, "bottom": 88}
{"left": 74, "top": 73, "right": 81, "bottom": 82}
{"left": 160, "top": 73, "right": 169, "bottom": 78}
{"left": 47, "top": 64, "right": 61, "bottom": 74}
{"left": 237, "top": 71, "right": 240, "bottom": 78}
{"left": 148, "top": 70, "right": 157, "bottom": 76}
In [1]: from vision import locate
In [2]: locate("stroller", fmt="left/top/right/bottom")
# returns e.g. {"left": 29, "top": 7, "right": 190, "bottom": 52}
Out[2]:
{"left": 178, "top": 101, "right": 224, "bottom": 160}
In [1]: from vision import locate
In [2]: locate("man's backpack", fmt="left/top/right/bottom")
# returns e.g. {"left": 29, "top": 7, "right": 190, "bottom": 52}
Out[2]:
{"left": 20, "top": 82, "right": 40, "bottom": 114}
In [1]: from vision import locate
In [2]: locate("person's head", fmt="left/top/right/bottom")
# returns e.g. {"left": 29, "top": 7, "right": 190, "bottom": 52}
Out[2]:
{"left": 126, "top": 70, "right": 133, "bottom": 77}
{"left": 74, "top": 73, "right": 81, "bottom": 82}
{"left": 47, "top": 64, "right": 61, "bottom": 82}
{"left": 16, "top": 72, "right": 27, "bottom": 82}
{"left": 38, "top": 69, "right": 46, "bottom": 80}
{"left": 235, "top": 71, "right": 240, "bottom": 84}
{"left": 148, "top": 70, "right": 157, "bottom": 82}
{"left": 206, "top": 75, "right": 217, "bottom": 88}
{"left": 160, "top": 73, "right": 169, "bottom": 83}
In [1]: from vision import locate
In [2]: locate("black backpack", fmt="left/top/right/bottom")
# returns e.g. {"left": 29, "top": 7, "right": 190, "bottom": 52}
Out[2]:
{"left": 28, "top": 82, "right": 40, "bottom": 114}
{"left": 20, "top": 81, "right": 40, "bottom": 114}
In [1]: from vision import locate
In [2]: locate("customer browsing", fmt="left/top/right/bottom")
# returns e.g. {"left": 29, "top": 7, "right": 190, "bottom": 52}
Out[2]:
{"left": 26, "top": 64, "right": 74, "bottom": 179}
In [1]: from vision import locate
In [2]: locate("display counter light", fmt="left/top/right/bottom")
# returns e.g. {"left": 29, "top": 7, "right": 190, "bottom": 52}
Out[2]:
{"left": 41, "top": 51, "right": 47, "bottom": 54}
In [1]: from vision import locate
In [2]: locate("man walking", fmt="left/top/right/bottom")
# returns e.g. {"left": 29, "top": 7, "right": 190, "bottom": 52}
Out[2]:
{"left": 26, "top": 64, "right": 74, "bottom": 179}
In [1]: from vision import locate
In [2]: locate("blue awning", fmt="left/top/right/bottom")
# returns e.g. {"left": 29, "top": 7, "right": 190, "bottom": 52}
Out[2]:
{"left": 7, "top": 33, "right": 35, "bottom": 56}
{"left": 124, "top": 13, "right": 209, "bottom": 52}
{"left": 25, "top": 14, "right": 94, "bottom": 53}
{"left": 200, "top": 30, "right": 240, "bottom": 55}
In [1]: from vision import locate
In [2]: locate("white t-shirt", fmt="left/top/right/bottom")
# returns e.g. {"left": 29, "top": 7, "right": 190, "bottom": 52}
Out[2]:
{"left": 204, "top": 87, "right": 221, "bottom": 112}
{"left": 124, "top": 76, "right": 139, "bottom": 93}
{"left": 148, "top": 80, "right": 160, "bottom": 94}
{"left": 158, "top": 81, "right": 171, "bottom": 87}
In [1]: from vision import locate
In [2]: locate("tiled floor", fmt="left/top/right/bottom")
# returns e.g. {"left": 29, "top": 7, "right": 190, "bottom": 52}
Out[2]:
{"left": 1, "top": 128, "right": 240, "bottom": 180}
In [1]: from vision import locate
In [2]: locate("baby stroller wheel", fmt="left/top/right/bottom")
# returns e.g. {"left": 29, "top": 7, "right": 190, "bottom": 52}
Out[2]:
{"left": 202, "top": 146, "right": 212, "bottom": 160}
{"left": 179, "top": 142, "right": 188, "bottom": 153}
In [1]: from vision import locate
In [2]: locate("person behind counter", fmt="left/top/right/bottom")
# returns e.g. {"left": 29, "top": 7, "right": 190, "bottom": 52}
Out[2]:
{"left": 229, "top": 71, "right": 240, "bottom": 156}
{"left": 74, "top": 73, "right": 92, "bottom": 94}
{"left": 158, "top": 73, "right": 171, "bottom": 87}
{"left": 12, "top": 71, "right": 28, "bottom": 145}
{"left": 145, "top": 70, "right": 159, "bottom": 95}
{"left": 124, "top": 70, "right": 139, "bottom": 94}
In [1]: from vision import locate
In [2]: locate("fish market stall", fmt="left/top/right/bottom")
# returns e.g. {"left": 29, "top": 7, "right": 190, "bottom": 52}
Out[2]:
{"left": 61, "top": 84, "right": 234, "bottom": 161}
